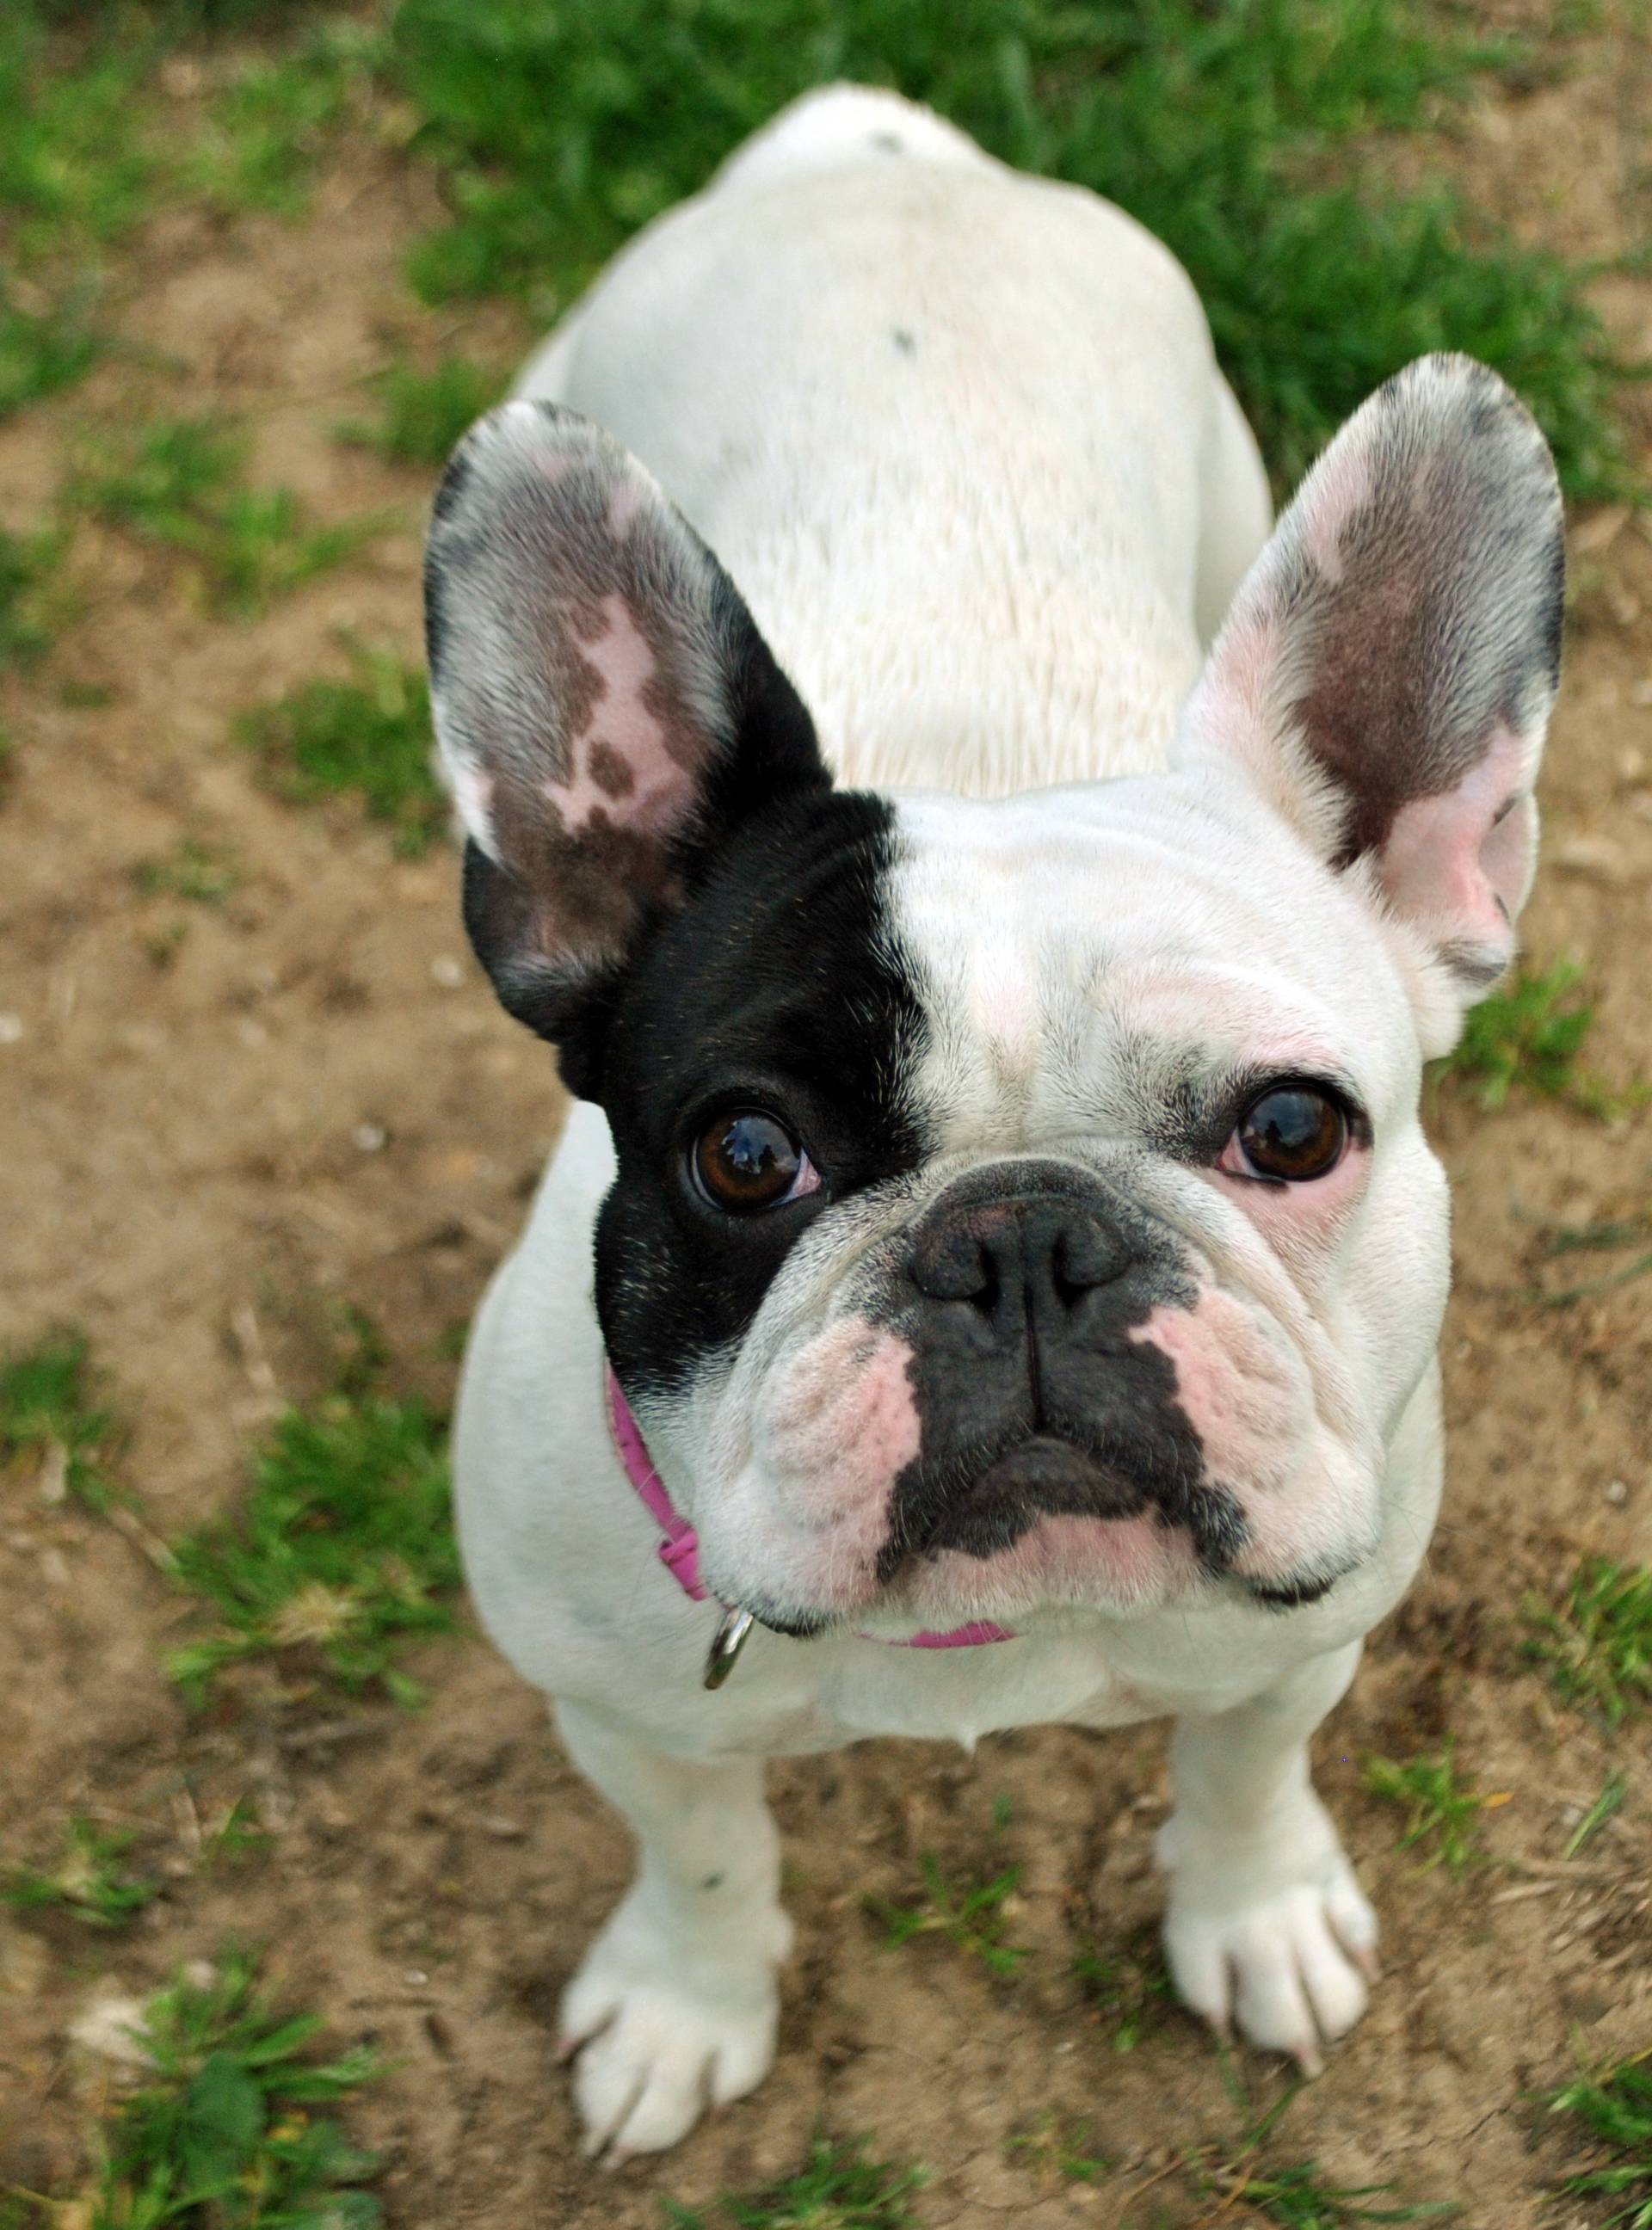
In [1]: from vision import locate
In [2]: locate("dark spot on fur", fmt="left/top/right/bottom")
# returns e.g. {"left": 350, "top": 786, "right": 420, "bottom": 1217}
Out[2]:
{"left": 586, "top": 738, "right": 635, "bottom": 799}
{"left": 891, "top": 327, "right": 915, "bottom": 355}
{"left": 870, "top": 130, "right": 904, "bottom": 152}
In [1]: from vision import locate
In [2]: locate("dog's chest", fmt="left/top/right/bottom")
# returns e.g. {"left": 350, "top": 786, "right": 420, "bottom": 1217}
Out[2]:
{"left": 685, "top": 1635, "right": 1175, "bottom": 1759}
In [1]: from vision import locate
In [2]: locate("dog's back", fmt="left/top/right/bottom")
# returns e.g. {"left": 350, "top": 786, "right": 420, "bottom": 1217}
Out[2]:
{"left": 512, "top": 87, "right": 1271, "bottom": 798}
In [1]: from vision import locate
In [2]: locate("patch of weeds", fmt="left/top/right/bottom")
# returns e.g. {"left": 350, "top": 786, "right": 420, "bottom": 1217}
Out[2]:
{"left": 336, "top": 352, "right": 499, "bottom": 466}
{"left": 3, "top": 1815, "right": 161, "bottom": 1928}
{"left": 0, "top": 520, "right": 66, "bottom": 667}
{"left": 388, "top": 0, "right": 1639, "bottom": 497}
{"left": 167, "top": 1388, "right": 459, "bottom": 1707}
{"left": 200, "top": 1795, "right": 275, "bottom": 1869}
{"left": 0, "top": 10, "right": 156, "bottom": 262}
{"left": 1362, "top": 1746, "right": 1508, "bottom": 1879}
{"left": 0, "top": 288, "right": 96, "bottom": 419}
{"left": 866, "top": 1852, "right": 1027, "bottom": 1976}
{"left": 1550, "top": 2050, "right": 1652, "bottom": 2228}
{"left": 133, "top": 835, "right": 242, "bottom": 904}
{"left": 75, "top": 1949, "right": 383, "bottom": 2227}
{"left": 1436, "top": 961, "right": 1589, "bottom": 1107}
{"left": 1191, "top": 2083, "right": 1461, "bottom": 2226}
{"left": 1525, "top": 1561, "right": 1652, "bottom": 1725}
{"left": 1433, "top": 961, "right": 1643, "bottom": 1118}
{"left": 237, "top": 646, "right": 443, "bottom": 853}
{"left": 1195, "top": 2159, "right": 1462, "bottom": 2225}
{"left": 1564, "top": 1768, "right": 1628, "bottom": 1860}
{"left": 1072, "top": 1929, "right": 1174, "bottom": 2051}
{"left": 185, "top": 22, "right": 382, "bottom": 220}
{"left": 71, "top": 416, "right": 385, "bottom": 619}
{"left": 1005, "top": 2110, "right": 1111, "bottom": 2184}
{"left": 0, "top": 1329, "right": 119, "bottom": 1513}
{"left": 664, "top": 2133, "right": 926, "bottom": 2229}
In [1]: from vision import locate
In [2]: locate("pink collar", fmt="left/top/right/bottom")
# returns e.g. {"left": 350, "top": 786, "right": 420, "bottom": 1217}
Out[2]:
{"left": 604, "top": 1364, "right": 1014, "bottom": 1650}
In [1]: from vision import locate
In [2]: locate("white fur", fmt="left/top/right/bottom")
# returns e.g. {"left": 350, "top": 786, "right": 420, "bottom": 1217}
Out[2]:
{"left": 457, "top": 89, "right": 1481, "bottom": 2157}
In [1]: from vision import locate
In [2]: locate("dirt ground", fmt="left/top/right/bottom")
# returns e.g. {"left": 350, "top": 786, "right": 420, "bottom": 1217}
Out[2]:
{"left": 2, "top": 15, "right": 1650, "bottom": 2227}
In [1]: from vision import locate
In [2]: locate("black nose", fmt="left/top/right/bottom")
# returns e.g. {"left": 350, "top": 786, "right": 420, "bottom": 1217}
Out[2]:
{"left": 908, "top": 1193, "right": 1134, "bottom": 1334}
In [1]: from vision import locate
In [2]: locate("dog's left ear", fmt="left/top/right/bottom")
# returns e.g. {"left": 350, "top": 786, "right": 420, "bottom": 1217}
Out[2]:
{"left": 1175, "top": 354, "right": 1563, "bottom": 1050}
{"left": 424, "top": 400, "right": 829, "bottom": 1082}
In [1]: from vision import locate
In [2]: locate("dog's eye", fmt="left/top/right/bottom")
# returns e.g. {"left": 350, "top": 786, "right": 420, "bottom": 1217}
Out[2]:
{"left": 1223, "top": 1087, "right": 1348, "bottom": 1183}
{"left": 692, "top": 1109, "right": 820, "bottom": 1213}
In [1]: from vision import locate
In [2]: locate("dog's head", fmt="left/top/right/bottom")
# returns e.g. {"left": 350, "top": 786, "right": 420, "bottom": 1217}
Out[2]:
{"left": 424, "top": 354, "right": 1562, "bottom": 1637}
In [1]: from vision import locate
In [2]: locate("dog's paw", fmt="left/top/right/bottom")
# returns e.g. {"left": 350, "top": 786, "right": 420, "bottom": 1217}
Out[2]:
{"left": 558, "top": 1894, "right": 792, "bottom": 2159}
{"left": 1156, "top": 1807, "right": 1378, "bottom": 2076}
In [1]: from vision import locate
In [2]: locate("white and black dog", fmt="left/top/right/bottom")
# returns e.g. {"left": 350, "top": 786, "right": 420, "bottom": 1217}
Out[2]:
{"left": 424, "top": 88, "right": 1563, "bottom": 2159}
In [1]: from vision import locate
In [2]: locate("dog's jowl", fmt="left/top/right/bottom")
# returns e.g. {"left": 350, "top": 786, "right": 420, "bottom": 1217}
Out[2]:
{"left": 422, "top": 85, "right": 1563, "bottom": 2158}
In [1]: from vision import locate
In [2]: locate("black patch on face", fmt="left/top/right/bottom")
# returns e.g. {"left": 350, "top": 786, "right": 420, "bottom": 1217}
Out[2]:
{"left": 879, "top": 1161, "right": 1246, "bottom": 1580}
{"left": 594, "top": 790, "right": 932, "bottom": 1398}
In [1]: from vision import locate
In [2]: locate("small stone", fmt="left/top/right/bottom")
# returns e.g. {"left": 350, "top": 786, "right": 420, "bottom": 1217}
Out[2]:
{"left": 353, "top": 1122, "right": 387, "bottom": 1153}
{"left": 1605, "top": 1479, "right": 1629, "bottom": 1506}
{"left": 431, "top": 954, "right": 466, "bottom": 989}
{"left": 0, "top": 1014, "right": 22, "bottom": 1046}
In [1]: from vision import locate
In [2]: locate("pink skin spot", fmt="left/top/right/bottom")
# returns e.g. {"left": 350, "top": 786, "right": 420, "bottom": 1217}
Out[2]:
{"left": 1130, "top": 1289, "right": 1369, "bottom": 1585}
{"left": 544, "top": 593, "right": 693, "bottom": 838}
{"left": 755, "top": 1321, "right": 922, "bottom": 1591}
{"left": 1378, "top": 723, "right": 1533, "bottom": 946}
{"left": 605, "top": 477, "right": 647, "bottom": 539}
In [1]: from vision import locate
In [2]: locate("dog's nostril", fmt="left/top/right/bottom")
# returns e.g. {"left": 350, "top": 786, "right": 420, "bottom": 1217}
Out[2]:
{"left": 1051, "top": 1218, "right": 1131, "bottom": 1306}
{"left": 909, "top": 1227, "right": 996, "bottom": 1306}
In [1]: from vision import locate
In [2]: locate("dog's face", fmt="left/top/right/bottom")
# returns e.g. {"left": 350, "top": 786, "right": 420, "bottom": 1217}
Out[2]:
{"left": 426, "top": 355, "right": 1562, "bottom": 1637}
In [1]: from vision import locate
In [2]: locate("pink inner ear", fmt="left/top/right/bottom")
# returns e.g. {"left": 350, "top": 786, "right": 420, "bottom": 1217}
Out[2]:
{"left": 1375, "top": 723, "right": 1534, "bottom": 951}
{"left": 543, "top": 591, "right": 695, "bottom": 838}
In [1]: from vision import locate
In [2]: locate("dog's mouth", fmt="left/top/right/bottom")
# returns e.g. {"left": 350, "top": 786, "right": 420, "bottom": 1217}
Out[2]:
{"left": 878, "top": 1427, "right": 1246, "bottom": 1581}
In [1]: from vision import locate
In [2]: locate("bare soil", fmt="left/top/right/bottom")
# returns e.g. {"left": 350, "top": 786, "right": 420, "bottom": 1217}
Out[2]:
{"left": 2, "top": 20, "right": 1649, "bottom": 2227}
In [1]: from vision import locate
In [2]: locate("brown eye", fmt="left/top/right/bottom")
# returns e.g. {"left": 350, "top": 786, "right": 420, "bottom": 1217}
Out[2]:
{"left": 691, "top": 1109, "right": 818, "bottom": 1213}
{"left": 1235, "top": 1087, "right": 1348, "bottom": 1182}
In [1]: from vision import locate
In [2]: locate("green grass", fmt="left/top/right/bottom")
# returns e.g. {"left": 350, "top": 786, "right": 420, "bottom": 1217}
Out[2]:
{"left": 1525, "top": 1561, "right": 1652, "bottom": 1726}
{"left": 1004, "top": 2110, "right": 1111, "bottom": 2184}
{"left": 1196, "top": 2159, "right": 1462, "bottom": 2225}
{"left": 64, "top": 1950, "right": 384, "bottom": 2228}
{"left": 1362, "top": 1746, "right": 1508, "bottom": 1879}
{"left": 185, "top": 23, "right": 382, "bottom": 220}
{"left": 167, "top": 1389, "right": 459, "bottom": 1708}
{"left": 1550, "top": 2052, "right": 1652, "bottom": 2229}
{"left": 0, "top": 293, "right": 97, "bottom": 420}
{"left": 1191, "top": 2084, "right": 1461, "bottom": 2225}
{"left": 336, "top": 353, "right": 500, "bottom": 466}
{"left": 237, "top": 647, "right": 443, "bottom": 853}
{"left": 71, "top": 416, "right": 385, "bottom": 619}
{"left": 1071, "top": 1929, "right": 1174, "bottom": 2051}
{"left": 1564, "top": 1768, "right": 1628, "bottom": 1859}
{"left": 133, "top": 836, "right": 243, "bottom": 903}
{"left": 0, "top": 1330, "right": 120, "bottom": 1512}
{"left": 1436, "top": 961, "right": 1600, "bottom": 1110}
{"left": 663, "top": 2135, "right": 927, "bottom": 2229}
{"left": 388, "top": 0, "right": 1639, "bottom": 497}
{"left": 3, "top": 1815, "right": 162, "bottom": 1929}
{"left": 0, "top": 11, "right": 156, "bottom": 262}
{"left": 0, "top": 521, "right": 66, "bottom": 667}
{"left": 866, "top": 1853, "right": 1027, "bottom": 1976}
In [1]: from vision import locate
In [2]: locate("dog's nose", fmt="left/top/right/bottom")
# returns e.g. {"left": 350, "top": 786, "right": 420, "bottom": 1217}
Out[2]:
{"left": 908, "top": 1193, "right": 1133, "bottom": 1334}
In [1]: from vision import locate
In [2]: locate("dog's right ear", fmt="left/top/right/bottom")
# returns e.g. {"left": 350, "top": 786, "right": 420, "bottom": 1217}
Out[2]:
{"left": 424, "top": 401, "right": 829, "bottom": 1089}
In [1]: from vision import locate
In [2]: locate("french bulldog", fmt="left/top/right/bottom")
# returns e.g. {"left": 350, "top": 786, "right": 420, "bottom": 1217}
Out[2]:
{"left": 424, "top": 85, "right": 1563, "bottom": 2160}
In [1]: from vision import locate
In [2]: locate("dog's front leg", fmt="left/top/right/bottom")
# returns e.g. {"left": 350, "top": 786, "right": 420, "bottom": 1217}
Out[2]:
{"left": 1157, "top": 1642, "right": 1378, "bottom": 2074}
{"left": 554, "top": 1699, "right": 794, "bottom": 2159}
